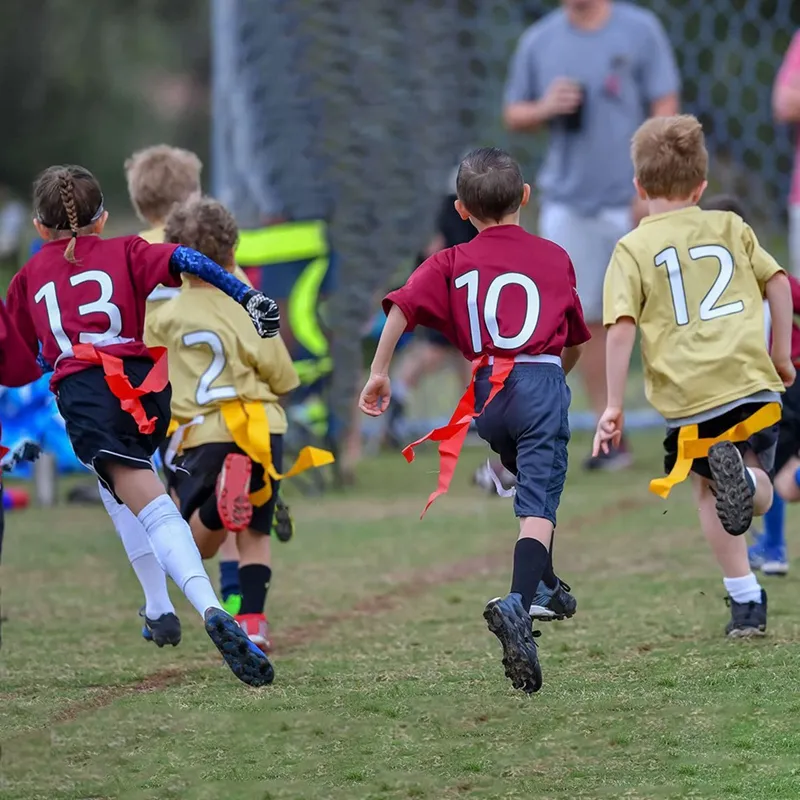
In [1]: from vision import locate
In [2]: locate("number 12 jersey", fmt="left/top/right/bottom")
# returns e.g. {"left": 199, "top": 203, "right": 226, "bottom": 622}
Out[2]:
{"left": 384, "top": 224, "right": 590, "bottom": 360}
{"left": 603, "top": 206, "right": 785, "bottom": 419}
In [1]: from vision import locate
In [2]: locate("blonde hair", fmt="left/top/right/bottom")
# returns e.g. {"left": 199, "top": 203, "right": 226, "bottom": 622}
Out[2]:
{"left": 124, "top": 145, "right": 202, "bottom": 225}
{"left": 164, "top": 196, "right": 238, "bottom": 269}
{"left": 631, "top": 115, "right": 708, "bottom": 200}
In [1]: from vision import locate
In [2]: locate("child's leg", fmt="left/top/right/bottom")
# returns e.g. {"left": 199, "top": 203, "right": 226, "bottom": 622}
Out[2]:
{"left": 774, "top": 455, "right": 800, "bottom": 502}
{"left": 189, "top": 508, "right": 227, "bottom": 559}
{"left": 238, "top": 529, "right": 271, "bottom": 615}
{"left": 218, "top": 531, "right": 241, "bottom": 614}
{"left": 743, "top": 452, "right": 772, "bottom": 517}
{"left": 105, "top": 463, "right": 222, "bottom": 617}
{"left": 98, "top": 481, "right": 175, "bottom": 620}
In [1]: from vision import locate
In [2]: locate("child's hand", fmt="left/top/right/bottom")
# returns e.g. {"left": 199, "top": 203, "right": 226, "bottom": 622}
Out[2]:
{"left": 359, "top": 373, "right": 391, "bottom": 416}
{"left": 592, "top": 407, "right": 624, "bottom": 456}
{"left": 772, "top": 356, "right": 796, "bottom": 387}
{"left": 242, "top": 290, "right": 281, "bottom": 338}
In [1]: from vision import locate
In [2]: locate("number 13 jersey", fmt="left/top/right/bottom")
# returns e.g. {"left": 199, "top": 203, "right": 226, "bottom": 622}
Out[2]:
{"left": 384, "top": 224, "right": 591, "bottom": 359}
{"left": 603, "top": 206, "right": 785, "bottom": 419}
{"left": 6, "top": 235, "right": 181, "bottom": 390}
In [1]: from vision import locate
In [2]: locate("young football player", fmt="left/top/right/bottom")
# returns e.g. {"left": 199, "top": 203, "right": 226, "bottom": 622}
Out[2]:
{"left": 702, "top": 194, "right": 800, "bottom": 577}
{"left": 595, "top": 116, "right": 794, "bottom": 637}
{"left": 148, "top": 197, "right": 314, "bottom": 652}
{"left": 360, "top": 147, "right": 589, "bottom": 693}
{"left": 6, "top": 164, "right": 280, "bottom": 685}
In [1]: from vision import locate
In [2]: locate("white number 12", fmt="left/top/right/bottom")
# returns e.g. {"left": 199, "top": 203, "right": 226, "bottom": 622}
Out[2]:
{"left": 654, "top": 245, "right": 744, "bottom": 326}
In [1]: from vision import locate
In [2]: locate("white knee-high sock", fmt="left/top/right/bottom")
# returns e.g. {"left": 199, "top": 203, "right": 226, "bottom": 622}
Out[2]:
{"left": 99, "top": 483, "right": 175, "bottom": 619}
{"left": 136, "top": 494, "right": 222, "bottom": 616}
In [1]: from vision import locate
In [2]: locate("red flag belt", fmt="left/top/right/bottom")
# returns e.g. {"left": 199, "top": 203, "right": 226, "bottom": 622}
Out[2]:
{"left": 72, "top": 344, "right": 169, "bottom": 435}
{"left": 401, "top": 355, "right": 514, "bottom": 518}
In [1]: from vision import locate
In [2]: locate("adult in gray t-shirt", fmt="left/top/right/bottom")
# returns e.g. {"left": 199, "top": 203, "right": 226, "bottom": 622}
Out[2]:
{"left": 504, "top": 0, "right": 679, "bottom": 470}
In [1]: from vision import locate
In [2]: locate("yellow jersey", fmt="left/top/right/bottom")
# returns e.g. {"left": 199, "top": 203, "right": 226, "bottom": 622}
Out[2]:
{"left": 147, "top": 283, "right": 300, "bottom": 447}
{"left": 603, "top": 206, "right": 784, "bottom": 419}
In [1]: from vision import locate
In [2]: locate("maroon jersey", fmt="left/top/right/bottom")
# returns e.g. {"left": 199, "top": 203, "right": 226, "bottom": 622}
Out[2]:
{"left": 384, "top": 225, "right": 590, "bottom": 360}
{"left": 6, "top": 236, "right": 180, "bottom": 390}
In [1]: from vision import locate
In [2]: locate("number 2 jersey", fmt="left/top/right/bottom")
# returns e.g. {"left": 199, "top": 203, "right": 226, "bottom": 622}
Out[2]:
{"left": 146, "top": 281, "right": 299, "bottom": 448}
{"left": 603, "top": 206, "right": 785, "bottom": 420}
{"left": 384, "top": 224, "right": 590, "bottom": 359}
{"left": 6, "top": 235, "right": 181, "bottom": 391}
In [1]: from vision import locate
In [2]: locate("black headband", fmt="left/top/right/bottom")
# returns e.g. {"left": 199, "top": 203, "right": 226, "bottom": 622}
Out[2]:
{"left": 37, "top": 195, "right": 105, "bottom": 231}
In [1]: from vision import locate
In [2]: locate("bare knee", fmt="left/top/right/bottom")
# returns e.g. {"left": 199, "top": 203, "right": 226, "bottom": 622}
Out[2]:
{"left": 775, "top": 457, "right": 800, "bottom": 502}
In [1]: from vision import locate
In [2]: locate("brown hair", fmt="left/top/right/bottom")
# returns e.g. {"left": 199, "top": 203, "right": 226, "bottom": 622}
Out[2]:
{"left": 701, "top": 193, "right": 748, "bottom": 224}
{"left": 124, "top": 145, "right": 202, "bottom": 225}
{"left": 33, "top": 165, "right": 104, "bottom": 263}
{"left": 631, "top": 115, "right": 708, "bottom": 200}
{"left": 164, "top": 196, "right": 238, "bottom": 268}
{"left": 456, "top": 147, "right": 524, "bottom": 222}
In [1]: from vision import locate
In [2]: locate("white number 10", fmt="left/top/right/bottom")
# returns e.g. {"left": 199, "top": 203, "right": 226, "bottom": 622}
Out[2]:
{"left": 654, "top": 245, "right": 744, "bottom": 326}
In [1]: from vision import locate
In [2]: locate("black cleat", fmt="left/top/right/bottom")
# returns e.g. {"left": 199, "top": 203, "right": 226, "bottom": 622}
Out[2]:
{"left": 273, "top": 497, "right": 295, "bottom": 543}
{"left": 140, "top": 608, "right": 182, "bottom": 648}
{"left": 483, "top": 593, "right": 543, "bottom": 694}
{"left": 529, "top": 578, "right": 577, "bottom": 622}
{"left": 708, "top": 441, "right": 754, "bottom": 536}
{"left": 204, "top": 608, "right": 275, "bottom": 687}
{"left": 725, "top": 589, "right": 767, "bottom": 638}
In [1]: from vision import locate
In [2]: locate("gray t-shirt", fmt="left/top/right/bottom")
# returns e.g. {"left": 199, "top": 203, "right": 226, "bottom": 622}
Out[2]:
{"left": 504, "top": 2, "right": 679, "bottom": 215}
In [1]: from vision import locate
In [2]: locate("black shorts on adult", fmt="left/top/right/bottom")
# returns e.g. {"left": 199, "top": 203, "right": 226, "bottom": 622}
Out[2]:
{"left": 56, "top": 358, "right": 171, "bottom": 500}
{"left": 663, "top": 401, "right": 779, "bottom": 481}
{"left": 177, "top": 435, "right": 283, "bottom": 535}
{"left": 775, "top": 380, "right": 800, "bottom": 473}
{"left": 474, "top": 363, "right": 570, "bottom": 526}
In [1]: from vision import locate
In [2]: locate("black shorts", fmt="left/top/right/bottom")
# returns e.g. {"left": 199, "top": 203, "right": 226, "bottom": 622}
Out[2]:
{"left": 176, "top": 436, "right": 283, "bottom": 535}
{"left": 474, "top": 363, "right": 570, "bottom": 526}
{"left": 664, "top": 402, "right": 779, "bottom": 481}
{"left": 157, "top": 439, "right": 181, "bottom": 495}
{"left": 56, "top": 359, "right": 171, "bottom": 500}
{"left": 775, "top": 380, "right": 800, "bottom": 473}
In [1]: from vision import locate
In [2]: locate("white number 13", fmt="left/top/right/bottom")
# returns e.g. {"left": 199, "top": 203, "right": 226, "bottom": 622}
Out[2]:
{"left": 655, "top": 245, "right": 744, "bottom": 326}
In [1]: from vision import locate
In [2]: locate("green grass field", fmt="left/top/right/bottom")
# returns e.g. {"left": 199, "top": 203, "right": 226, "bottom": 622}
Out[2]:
{"left": 3, "top": 431, "right": 800, "bottom": 799}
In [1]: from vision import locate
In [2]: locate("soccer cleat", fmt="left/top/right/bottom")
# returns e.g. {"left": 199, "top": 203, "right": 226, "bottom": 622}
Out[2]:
{"left": 236, "top": 612, "right": 272, "bottom": 653}
{"left": 483, "top": 593, "right": 543, "bottom": 694}
{"left": 204, "top": 608, "right": 275, "bottom": 687}
{"left": 273, "top": 497, "right": 295, "bottom": 543}
{"left": 725, "top": 589, "right": 768, "bottom": 638}
{"left": 748, "top": 536, "right": 789, "bottom": 576}
{"left": 216, "top": 453, "right": 253, "bottom": 533}
{"left": 529, "top": 578, "right": 577, "bottom": 621}
{"left": 140, "top": 607, "right": 182, "bottom": 648}
{"left": 222, "top": 592, "right": 242, "bottom": 616}
{"left": 707, "top": 442, "right": 754, "bottom": 536}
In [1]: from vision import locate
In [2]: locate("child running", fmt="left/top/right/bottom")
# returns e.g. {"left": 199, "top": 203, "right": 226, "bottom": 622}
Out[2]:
{"left": 5, "top": 164, "right": 280, "bottom": 685}
{"left": 595, "top": 116, "right": 794, "bottom": 637}
{"left": 359, "top": 147, "right": 590, "bottom": 693}
{"left": 148, "top": 197, "right": 307, "bottom": 652}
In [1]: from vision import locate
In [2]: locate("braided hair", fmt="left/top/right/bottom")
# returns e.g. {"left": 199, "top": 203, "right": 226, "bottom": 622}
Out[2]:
{"left": 33, "top": 165, "right": 104, "bottom": 264}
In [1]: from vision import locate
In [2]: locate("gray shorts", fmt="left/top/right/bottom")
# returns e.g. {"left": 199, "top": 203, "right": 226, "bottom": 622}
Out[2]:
{"left": 789, "top": 204, "right": 800, "bottom": 278}
{"left": 539, "top": 202, "right": 632, "bottom": 323}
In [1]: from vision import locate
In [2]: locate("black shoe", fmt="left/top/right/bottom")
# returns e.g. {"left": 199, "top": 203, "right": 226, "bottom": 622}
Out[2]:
{"left": 204, "top": 608, "right": 275, "bottom": 687}
{"left": 583, "top": 439, "right": 633, "bottom": 472}
{"left": 140, "top": 608, "right": 182, "bottom": 648}
{"left": 273, "top": 497, "right": 294, "bottom": 543}
{"left": 483, "top": 593, "right": 543, "bottom": 693}
{"left": 725, "top": 589, "right": 767, "bottom": 638}
{"left": 708, "top": 441, "right": 754, "bottom": 536}
{"left": 529, "top": 578, "right": 577, "bottom": 622}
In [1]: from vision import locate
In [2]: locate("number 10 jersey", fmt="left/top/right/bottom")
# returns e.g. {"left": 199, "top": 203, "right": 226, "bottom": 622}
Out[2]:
{"left": 603, "top": 206, "right": 785, "bottom": 419}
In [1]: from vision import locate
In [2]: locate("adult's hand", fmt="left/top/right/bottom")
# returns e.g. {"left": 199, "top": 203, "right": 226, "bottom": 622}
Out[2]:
{"left": 540, "top": 78, "right": 583, "bottom": 118}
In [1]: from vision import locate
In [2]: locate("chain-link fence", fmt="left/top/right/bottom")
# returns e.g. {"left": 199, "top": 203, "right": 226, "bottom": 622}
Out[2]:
{"left": 211, "top": 0, "right": 800, "bottom": 438}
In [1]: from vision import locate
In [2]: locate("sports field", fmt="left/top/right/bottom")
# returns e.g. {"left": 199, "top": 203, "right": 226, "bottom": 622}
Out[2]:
{"left": 2, "top": 431, "right": 800, "bottom": 800}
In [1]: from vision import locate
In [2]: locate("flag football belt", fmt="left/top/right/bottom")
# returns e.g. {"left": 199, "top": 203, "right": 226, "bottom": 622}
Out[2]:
{"left": 649, "top": 401, "right": 781, "bottom": 499}
{"left": 402, "top": 354, "right": 559, "bottom": 518}
{"left": 72, "top": 343, "right": 169, "bottom": 436}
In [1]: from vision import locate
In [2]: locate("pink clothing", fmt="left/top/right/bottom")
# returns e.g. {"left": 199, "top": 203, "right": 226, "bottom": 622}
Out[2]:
{"left": 777, "top": 31, "right": 800, "bottom": 206}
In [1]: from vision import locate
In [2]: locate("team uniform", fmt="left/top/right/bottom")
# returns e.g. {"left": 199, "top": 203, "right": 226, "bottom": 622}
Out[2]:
{"left": 604, "top": 207, "right": 784, "bottom": 498}
{"left": 147, "top": 282, "right": 300, "bottom": 536}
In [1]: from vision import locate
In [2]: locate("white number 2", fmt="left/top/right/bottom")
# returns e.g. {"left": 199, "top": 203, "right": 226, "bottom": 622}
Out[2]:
{"left": 655, "top": 245, "right": 744, "bottom": 327}
{"left": 454, "top": 270, "right": 541, "bottom": 353}
{"left": 182, "top": 330, "right": 237, "bottom": 406}
{"left": 34, "top": 270, "right": 123, "bottom": 354}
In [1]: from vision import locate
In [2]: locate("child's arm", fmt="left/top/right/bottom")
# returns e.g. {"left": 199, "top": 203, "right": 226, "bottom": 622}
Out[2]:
{"left": 765, "top": 272, "right": 796, "bottom": 386}
{"left": 359, "top": 305, "right": 408, "bottom": 416}
{"left": 561, "top": 343, "right": 584, "bottom": 375}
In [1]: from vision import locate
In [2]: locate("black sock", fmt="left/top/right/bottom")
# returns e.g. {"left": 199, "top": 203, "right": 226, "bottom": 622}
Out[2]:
{"left": 239, "top": 564, "right": 272, "bottom": 615}
{"left": 198, "top": 494, "right": 223, "bottom": 531}
{"left": 510, "top": 538, "right": 549, "bottom": 611}
{"left": 541, "top": 549, "right": 558, "bottom": 590}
